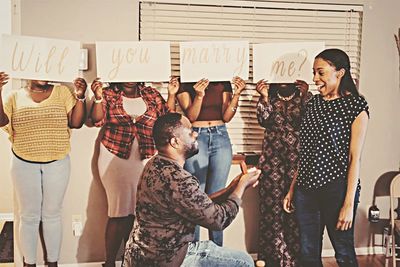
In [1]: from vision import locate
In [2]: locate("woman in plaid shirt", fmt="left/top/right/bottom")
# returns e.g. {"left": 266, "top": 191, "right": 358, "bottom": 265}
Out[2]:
{"left": 89, "top": 77, "right": 179, "bottom": 267}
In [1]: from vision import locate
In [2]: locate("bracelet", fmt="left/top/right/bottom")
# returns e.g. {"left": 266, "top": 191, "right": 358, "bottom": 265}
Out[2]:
{"left": 76, "top": 96, "right": 86, "bottom": 102}
{"left": 94, "top": 97, "right": 103, "bottom": 104}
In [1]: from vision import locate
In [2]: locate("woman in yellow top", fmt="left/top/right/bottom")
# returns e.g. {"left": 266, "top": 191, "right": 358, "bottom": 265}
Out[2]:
{"left": 0, "top": 72, "right": 87, "bottom": 267}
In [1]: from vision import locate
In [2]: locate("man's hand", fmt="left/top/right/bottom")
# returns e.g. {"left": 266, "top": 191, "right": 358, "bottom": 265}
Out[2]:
{"left": 209, "top": 168, "right": 261, "bottom": 203}
{"left": 238, "top": 167, "right": 261, "bottom": 189}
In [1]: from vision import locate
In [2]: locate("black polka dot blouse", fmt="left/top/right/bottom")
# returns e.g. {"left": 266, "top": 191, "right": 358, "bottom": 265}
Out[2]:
{"left": 297, "top": 94, "right": 369, "bottom": 189}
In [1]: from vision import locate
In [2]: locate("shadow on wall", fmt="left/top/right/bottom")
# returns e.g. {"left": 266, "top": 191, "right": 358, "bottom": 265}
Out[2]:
{"left": 242, "top": 185, "right": 260, "bottom": 253}
{"left": 76, "top": 129, "right": 108, "bottom": 262}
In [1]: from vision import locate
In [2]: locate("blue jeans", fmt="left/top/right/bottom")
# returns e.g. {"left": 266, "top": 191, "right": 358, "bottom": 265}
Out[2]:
{"left": 184, "top": 124, "right": 233, "bottom": 246}
{"left": 295, "top": 179, "right": 360, "bottom": 267}
{"left": 181, "top": 241, "right": 254, "bottom": 267}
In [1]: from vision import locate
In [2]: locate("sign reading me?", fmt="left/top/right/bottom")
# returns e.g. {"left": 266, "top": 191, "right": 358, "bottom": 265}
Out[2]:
{"left": 180, "top": 41, "right": 249, "bottom": 82}
{"left": 0, "top": 34, "right": 80, "bottom": 82}
{"left": 253, "top": 42, "right": 325, "bottom": 83}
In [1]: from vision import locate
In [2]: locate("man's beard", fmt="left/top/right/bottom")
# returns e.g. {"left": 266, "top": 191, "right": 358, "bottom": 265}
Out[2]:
{"left": 184, "top": 141, "right": 199, "bottom": 159}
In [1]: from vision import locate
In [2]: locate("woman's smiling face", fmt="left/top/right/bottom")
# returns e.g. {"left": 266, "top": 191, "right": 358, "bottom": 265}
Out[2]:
{"left": 312, "top": 57, "right": 343, "bottom": 100}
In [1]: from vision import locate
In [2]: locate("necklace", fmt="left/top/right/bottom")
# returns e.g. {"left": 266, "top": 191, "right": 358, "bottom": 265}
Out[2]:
{"left": 277, "top": 92, "right": 295, "bottom": 101}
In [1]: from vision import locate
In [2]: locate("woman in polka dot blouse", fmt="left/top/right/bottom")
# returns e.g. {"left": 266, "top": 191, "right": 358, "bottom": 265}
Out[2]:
{"left": 283, "top": 48, "right": 369, "bottom": 267}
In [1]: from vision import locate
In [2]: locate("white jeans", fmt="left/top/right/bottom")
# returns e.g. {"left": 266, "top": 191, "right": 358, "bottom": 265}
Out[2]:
{"left": 11, "top": 155, "right": 70, "bottom": 264}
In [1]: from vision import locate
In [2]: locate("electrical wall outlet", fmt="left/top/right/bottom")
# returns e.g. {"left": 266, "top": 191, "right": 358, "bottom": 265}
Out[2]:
{"left": 72, "top": 214, "right": 83, "bottom": 237}
{"left": 72, "top": 221, "right": 83, "bottom": 237}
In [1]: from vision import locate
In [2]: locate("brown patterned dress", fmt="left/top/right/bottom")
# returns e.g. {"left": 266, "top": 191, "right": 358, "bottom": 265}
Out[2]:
{"left": 256, "top": 94, "right": 308, "bottom": 267}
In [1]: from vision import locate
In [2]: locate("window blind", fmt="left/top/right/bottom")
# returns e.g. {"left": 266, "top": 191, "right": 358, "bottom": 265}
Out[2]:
{"left": 139, "top": 0, "right": 363, "bottom": 154}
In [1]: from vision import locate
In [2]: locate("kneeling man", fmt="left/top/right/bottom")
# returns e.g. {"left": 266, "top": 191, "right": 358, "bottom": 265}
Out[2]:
{"left": 123, "top": 113, "right": 260, "bottom": 267}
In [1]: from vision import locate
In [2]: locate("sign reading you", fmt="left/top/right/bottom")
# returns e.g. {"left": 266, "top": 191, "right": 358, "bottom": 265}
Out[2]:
{"left": 180, "top": 41, "right": 249, "bottom": 82}
{"left": 96, "top": 41, "right": 171, "bottom": 82}
{"left": 253, "top": 42, "right": 325, "bottom": 83}
{"left": 0, "top": 34, "right": 80, "bottom": 82}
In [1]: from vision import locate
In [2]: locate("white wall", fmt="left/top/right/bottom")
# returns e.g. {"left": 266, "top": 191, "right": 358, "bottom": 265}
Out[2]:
{"left": 0, "top": 0, "right": 399, "bottom": 264}
{"left": 353, "top": 0, "right": 400, "bottom": 252}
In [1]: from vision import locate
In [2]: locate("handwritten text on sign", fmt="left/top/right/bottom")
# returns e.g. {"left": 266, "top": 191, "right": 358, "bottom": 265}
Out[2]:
{"left": 96, "top": 41, "right": 171, "bottom": 82}
{"left": 180, "top": 41, "right": 249, "bottom": 82}
{"left": 0, "top": 34, "right": 80, "bottom": 82}
{"left": 253, "top": 42, "right": 325, "bottom": 83}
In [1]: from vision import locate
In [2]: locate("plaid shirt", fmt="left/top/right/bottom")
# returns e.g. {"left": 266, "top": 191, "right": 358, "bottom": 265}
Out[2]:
{"left": 95, "top": 85, "right": 169, "bottom": 160}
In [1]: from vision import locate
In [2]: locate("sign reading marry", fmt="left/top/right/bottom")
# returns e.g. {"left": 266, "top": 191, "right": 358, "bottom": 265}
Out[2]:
{"left": 180, "top": 41, "right": 249, "bottom": 82}
{"left": 96, "top": 41, "right": 171, "bottom": 82}
{"left": 253, "top": 42, "right": 325, "bottom": 83}
{"left": 0, "top": 34, "right": 80, "bottom": 82}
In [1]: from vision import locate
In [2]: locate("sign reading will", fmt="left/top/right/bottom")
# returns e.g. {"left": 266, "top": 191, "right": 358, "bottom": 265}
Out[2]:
{"left": 0, "top": 34, "right": 81, "bottom": 82}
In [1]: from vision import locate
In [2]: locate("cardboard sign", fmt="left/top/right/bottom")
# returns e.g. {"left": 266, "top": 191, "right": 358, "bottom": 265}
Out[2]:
{"left": 253, "top": 42, "right": 325, "bottom": 83}
{"left": 0, "top": 34, "right": 80, "bottom": 82}
{"left": 180, "top": 41, "right": 249, "bottom": 82}
{"left": 96, "top": 41, "right": 171, "bottom": 82}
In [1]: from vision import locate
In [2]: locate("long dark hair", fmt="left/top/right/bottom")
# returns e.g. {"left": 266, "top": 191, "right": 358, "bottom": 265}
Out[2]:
{"left": 315, "top": 48, "right": 359, "bottom": 96}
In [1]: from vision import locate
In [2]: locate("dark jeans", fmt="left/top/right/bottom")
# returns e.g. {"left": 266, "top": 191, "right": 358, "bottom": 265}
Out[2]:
{"left": 295, "top": 179, "right": 360, "bottom": 267}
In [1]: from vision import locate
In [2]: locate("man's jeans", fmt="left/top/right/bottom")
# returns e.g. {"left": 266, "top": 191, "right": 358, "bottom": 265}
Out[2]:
{"left": 184, "top": 125, "right": 233, "bottom": 246}
{"left": 181, "top": 241, "right": 254, "bottom": 267}
{"left": 295, "top": 179, "right": 360, "bottom": 267}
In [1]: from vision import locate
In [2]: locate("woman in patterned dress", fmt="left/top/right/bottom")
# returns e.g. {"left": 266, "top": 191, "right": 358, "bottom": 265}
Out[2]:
{"left": 256, "top": 80, "right": 310, "bottom": 267}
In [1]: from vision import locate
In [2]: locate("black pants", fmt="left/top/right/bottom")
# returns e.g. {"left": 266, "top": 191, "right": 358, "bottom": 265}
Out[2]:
{"left": 295, "top": 180, "right": 360, "bottom": 267}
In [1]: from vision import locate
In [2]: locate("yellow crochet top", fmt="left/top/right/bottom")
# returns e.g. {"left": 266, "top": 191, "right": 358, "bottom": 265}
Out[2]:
{"left": 2, "top": 85, "right": 77, "bottom": 162}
